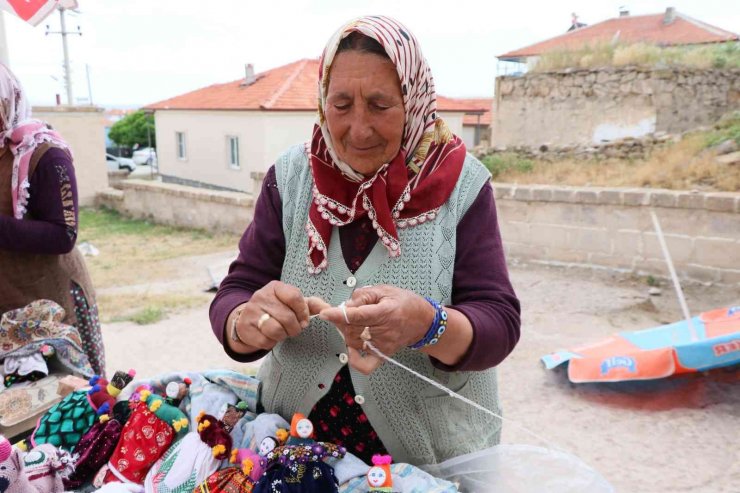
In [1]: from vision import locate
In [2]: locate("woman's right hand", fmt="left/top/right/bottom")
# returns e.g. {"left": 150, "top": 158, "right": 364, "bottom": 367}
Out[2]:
{"left": 227, "top": 281, "right": 329, "bottom": 354}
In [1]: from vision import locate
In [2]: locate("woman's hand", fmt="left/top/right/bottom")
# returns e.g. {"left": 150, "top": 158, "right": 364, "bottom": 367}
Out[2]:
{"left": 227, "top": 281, "right": 328, "bottom": 354}
{"left": 319, "top": 285, "right": 434, "bottom": 374}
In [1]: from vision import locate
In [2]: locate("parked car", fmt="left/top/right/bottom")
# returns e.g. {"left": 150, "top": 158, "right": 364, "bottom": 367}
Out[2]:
{"left": 132, "top": 147, "right": 157, "bottom": 166}
{"left": 106, "top": 153, "right": 137, "bottom": 172}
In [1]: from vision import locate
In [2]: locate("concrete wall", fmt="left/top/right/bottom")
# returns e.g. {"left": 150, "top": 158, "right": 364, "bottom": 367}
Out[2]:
{"left": 154, "top": 109, "right": 466, "bottom": 194}
{"left": 492, "top": 67, "right": 740, "bottom": 148}
{"left": 34, "top": 106, "right": 108, "bottom": 206}
{"left": 97, "top": 180, "right": 253, "bottom": 235}
{"left": 97, "top": 178, "right": 740, "bottom": 285}
{"left": 494, "top": 184, "right": 740, "bottom": 285}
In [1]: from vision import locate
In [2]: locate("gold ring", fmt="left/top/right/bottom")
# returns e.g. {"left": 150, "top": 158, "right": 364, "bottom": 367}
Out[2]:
{"left": 257, "top": 313, "right": 271, "bottom": 329}
{"left": 360, "top": 326, "right": 372, "bottom": 341}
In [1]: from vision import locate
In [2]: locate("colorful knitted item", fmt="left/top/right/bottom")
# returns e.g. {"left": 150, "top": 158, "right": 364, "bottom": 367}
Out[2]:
{"left": 254, "top": 459, "right": 340, "bottom": 493}
{"left": 30, "top": 389, "right": 96, "bottom": 451}
{"left": 0, "top": 435, "right": 73, "bottom": 493}
{"left": 103, "top": 394, "right": 186, "bottom": 485}
{"left": 143, "top": 431, "right": 221, "bottom": 493}
{"left": 230, "top": 447, "right": 263, "bottom": 482}
{"left": 195, "top": 467, "right": 255, "bottom": 493}
{"left": 62, "top": 401, "right": 132, "bottom": 490}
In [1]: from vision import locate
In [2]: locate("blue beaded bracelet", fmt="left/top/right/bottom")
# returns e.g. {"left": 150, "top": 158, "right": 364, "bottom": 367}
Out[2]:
{"left": 409, "top": 297, "right": 448, "bottom": 350}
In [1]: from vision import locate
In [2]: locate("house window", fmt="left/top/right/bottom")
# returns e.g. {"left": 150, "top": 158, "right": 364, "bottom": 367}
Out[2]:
{"left": 227, "top": 136, "right": 240, "bottom": 169}
{"left": 176, "top": 132, "right": 187, "bottom": 160}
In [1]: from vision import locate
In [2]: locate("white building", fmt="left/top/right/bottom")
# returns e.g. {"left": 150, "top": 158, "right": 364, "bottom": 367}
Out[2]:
{"left": 146, "top": 59, "right": 487, "bottom": 194}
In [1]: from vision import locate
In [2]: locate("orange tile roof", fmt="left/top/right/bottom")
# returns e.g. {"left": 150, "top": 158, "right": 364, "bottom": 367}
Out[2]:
{"left": 499, "top": 11, "right": 738, "bottom": 59}
{"left": 147, "top": 59, "right": 490, "bottom": 114}
{"left": 451, "top": 98, "right": 493, "bottom": 126}
{"left": 146, "top": 59, "right": 319, "bottom": 111}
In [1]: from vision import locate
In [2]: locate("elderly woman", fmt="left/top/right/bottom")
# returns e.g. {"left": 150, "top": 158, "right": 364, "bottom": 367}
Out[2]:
{"left": 210, "top": 16, "right": 520, "bottom": 466}
{"left": 0, "top": 64, "right": 104, "bottom": 375}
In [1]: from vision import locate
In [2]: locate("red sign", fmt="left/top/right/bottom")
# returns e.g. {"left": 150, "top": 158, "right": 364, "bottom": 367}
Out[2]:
{"left": 0, "top": 0, "right": 76, "bottom": 26}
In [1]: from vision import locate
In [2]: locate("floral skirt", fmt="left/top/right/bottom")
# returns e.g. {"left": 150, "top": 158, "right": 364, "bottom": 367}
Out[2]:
{"left": 71, "top": 282, "right": 105, "bottom": 376}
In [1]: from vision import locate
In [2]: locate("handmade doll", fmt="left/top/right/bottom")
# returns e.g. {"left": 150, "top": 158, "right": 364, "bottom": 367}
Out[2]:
{"left": 195, "top": 455, "right": 257, "bottom": 493}
{"left": 285, "top": 413, "right": 315, "bottom": 446}
{"left": 102, "top": 388, "right": 189, "bottom": 485}
{"left": 258, "top": 428, "right": 288, "bottom": 456}
{"left": 164, "top": 377, "right": 192, "bottom": 407}
{"left": 29, "top": 369, "right": 136, "bottom": 451}
{"left": 367, "top": 455, "right": 394, "bottom": 492}
{"left": 0, "top": 435, "right": 74, "bottom": 493}
{"left": 62, "top": 400, "right": 132, "bottom": 490}
{"left": 254, "top": 442, "right": 346, "bottom": 493}
{"left": 218, "top": 400, "right": 248, "bottom": 433}
{"left": 143, "top": 411, "right": 232, "bottom": 492}
{"left": 228, "top": 447, "right": 263, "bottom": 482}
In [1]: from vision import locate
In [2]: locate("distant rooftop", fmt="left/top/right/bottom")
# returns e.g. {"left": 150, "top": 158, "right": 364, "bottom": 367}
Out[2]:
{"left": 499, "top": 8, "right": 739, "bottom": 61}
{"left": 147, "top": 59, "right": 488, "bottom": 113}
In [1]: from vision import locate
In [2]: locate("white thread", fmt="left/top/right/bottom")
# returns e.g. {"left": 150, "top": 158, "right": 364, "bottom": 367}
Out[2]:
{"left": 339, "top": 301, "right": 351, "bottom": 324}
{"left": 364, "top": 341, "right": 561, "bottom": 451}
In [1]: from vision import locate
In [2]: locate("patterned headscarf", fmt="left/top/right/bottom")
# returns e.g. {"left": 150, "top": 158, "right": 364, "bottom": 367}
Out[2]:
{"left": 307, "top": 15, "right": 466, "bottom": 273}
{"left": 0, "top": 63, "right": 70, "bottom": 219}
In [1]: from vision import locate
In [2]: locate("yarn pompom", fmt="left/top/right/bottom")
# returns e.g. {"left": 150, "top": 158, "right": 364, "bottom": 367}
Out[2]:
{"left": 212, "top": 444, "right": 227, "bottom": 458}
{"left": 275, "top": 428, "right": 289, "bottom": 444}
{"left": 149, "top": 399, "right": 163, "bottom": 412}
{"left": 241, "top": 458, "right": 254, "bottom": 476}
{"left": 172, "top": 417, "right": 189, "bottom": 432}
{"left": 371, "top": 454, "right": 393, "bottom": 466}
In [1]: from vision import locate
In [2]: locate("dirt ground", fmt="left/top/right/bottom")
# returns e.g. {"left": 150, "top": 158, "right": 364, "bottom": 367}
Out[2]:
{"left": 101, "top": 255, "right": 740, "bottom": 493}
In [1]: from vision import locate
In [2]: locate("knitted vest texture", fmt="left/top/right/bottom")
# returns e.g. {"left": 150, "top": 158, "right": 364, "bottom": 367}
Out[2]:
{"left": 257, "top": 144, "right": 500, "bottom": 465}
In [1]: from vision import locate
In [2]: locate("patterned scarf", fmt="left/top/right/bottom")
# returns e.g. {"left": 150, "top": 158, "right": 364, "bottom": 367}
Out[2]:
{"left": 0, "top": 63, "right": 70, "bottom": 219}
{"left": 307, "top": 16, "right": 466, "bottom": 273}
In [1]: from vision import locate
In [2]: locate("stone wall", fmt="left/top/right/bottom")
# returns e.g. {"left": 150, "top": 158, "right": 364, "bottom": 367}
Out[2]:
{"left": 492, "top": 67, "right": 740, "bottom": 148}
{"left": 494, "top": 184, "right": 740, "bottom": 285}
{"left": 34, "top": 106, "right": 108, "bottom": 206}
{"left": 96, "top": 179, "right": 740, "bottom": 285}
{"left": 96, "top": 180, "right": 253, "bottom": 235}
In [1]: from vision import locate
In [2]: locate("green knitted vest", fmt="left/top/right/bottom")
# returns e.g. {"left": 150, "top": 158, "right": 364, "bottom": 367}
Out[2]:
{"left": 257, "top": 144, "right": 499, "bottom": 465}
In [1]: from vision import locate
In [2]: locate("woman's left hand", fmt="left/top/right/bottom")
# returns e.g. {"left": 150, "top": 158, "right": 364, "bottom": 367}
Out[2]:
{"left": 319, "top": 285, "right": 434, "bottom": 374}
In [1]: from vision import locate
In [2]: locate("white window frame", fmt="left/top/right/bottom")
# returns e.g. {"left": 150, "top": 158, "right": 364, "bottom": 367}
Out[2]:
{"left": 227, "top": 135, "right": 240, "bottom": 169}
{"left": 175, "top": 131, "right": 187, "bottom": 161}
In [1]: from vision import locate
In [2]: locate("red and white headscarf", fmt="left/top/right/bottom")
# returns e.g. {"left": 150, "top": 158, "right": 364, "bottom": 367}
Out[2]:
{"left": 307, "top": 15, "right": 466, "bottom": 273}
{"left": 0, "top": 64, "right": 70, "bottom": 219}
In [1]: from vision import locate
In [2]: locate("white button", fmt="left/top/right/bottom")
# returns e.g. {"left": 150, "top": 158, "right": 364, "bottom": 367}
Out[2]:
{"left": 338, "top": 353, "right": 349, "bottom": 364}
{"left": 346, "top": 276, "right": 357, "bottom": 288}
{"left": 354, "top": 395, "right": 365, "bottom": 405}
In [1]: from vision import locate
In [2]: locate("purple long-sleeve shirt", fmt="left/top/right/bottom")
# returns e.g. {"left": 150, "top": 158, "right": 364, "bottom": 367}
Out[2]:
{"left": 210, "top": 165, "right": 520, "bottom": 372}
{"left": 0, "top": 148, "right": 78, "bottom": 254}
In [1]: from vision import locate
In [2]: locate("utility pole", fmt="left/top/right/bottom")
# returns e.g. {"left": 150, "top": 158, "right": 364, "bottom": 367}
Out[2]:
{"left": 45, "top": 8, "right": 81, "bottom": 105}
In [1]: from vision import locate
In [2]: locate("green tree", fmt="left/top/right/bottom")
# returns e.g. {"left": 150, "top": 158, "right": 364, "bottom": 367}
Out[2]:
{"left": 108, "top": 110, "right": 156, "bottom": 148}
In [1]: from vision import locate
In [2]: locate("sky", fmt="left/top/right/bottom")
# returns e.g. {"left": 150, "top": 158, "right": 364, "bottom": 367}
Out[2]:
{"left": 2, "top": 0, "right": 738, "bottom": 108}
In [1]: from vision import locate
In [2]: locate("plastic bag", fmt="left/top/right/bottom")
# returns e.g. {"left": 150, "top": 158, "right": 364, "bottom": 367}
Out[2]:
{"left": 421, "top": 444, "right": 614, "bottom": 493}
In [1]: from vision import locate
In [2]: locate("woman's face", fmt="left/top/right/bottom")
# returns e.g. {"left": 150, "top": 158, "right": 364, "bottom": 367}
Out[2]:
{"left": 325, "top": 50, "right": 405, "bottom": 176}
